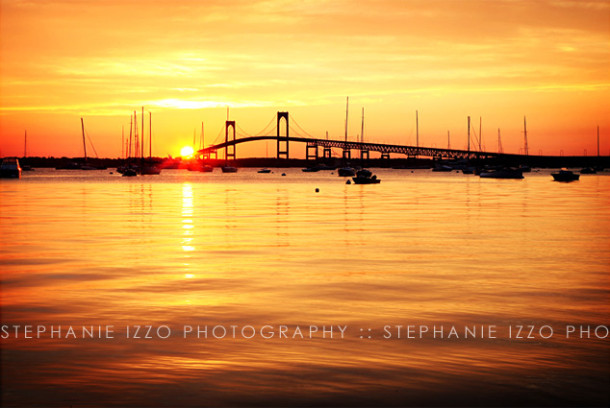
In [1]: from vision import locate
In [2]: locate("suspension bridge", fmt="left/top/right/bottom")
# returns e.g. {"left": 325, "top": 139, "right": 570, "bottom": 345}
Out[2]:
{"left": 196, "top": 111, "right": 541, "bottom": 163}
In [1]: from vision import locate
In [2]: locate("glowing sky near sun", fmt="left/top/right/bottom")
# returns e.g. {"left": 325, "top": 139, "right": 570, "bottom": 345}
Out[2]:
{"left": 0, "top": 0, "right": 609, "bottom": 158}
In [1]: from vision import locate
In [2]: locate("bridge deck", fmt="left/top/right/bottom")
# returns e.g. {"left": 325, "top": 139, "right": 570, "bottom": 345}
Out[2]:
{"left": 198, "top": 135, "right": 503, "bottom": 159}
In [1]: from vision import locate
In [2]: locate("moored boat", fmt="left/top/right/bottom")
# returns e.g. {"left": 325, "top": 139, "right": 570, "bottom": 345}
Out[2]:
{"left": 479, "top": 168, "right": 524, "bottom": 179}
{"left": 432, "top": 164, "right": 453, "bottom": 172}
{"left": 552, "top": 170, "right": 579, "bottom": 182}
{"left": 338, "top": 166, "right": 356, "bottom": 177}
{"left": 221, "top": 166, "right": 238, "bottom": 173}
{"left": 352, "top": 169, "right": 380, "bottom": 184}
{"left": 122, "top": 168, "right": 138, "bottom": 177}
{"left": 0, "top": 158, "right": 22, "bottom": 178}
{"left": 258, "top": 168, "right": 271, "bottom": 174}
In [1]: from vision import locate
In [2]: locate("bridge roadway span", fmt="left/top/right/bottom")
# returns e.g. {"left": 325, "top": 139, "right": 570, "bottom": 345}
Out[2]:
{"left": 198, "top": 135, "right": 504, "bottom": 160}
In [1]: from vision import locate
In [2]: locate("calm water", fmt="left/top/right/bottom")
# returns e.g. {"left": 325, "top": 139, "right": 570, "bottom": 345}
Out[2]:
{"left": 1, "top": 168, "right": 609, "bottom": 407}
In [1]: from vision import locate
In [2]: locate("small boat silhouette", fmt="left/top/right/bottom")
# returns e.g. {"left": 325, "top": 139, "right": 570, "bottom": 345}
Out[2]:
{"left": 551, "top": 170, "right": 579, "bottom": 182}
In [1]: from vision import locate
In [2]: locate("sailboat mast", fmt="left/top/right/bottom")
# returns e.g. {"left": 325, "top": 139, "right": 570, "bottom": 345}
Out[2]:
{"left": 81, "top": 118, "right": 87, "bottom": 160}
{"left": 361, "top": 107, "right": 365, "bottom": 143}
{"left": 134, "top": 110, "right": 138, "bottom": 159}
{"left": 416, "top": 110, "right": 419, "bottom": 148}
{"left": 149, "top": 112, "right": 152, "bottom": 159}
{"left": 498, "top": 128, "right": 503, "bottom": 153}
{"left": 141, "top": 107, "right": 145, "bottom": 160}
{"left": 467, "top": 116, "right": 471, "bottom": 153}
{"left": 523, "top": 116, "right": 529, "bottom": 156}
{"left": 122, "top": 126, "right": 124, "bottom": 159}
{"left": 345, "top": 96, "right": 349, "bottom": 143}
{"left": 447, "top": 131, "right": 450, "bottom": 150}
{"left": 128, "top": 116, "right": 133, "bottom": 159}
{"left": 479, "top": 117, "right": 482, "bottom": 152}
{"left": 597, "top": 125, "right": 600, "bottom": 157}
{"left": 24, "top": 130, "right": 27, "bottom": 158}
{"left": 201, "top": 122, "right": 204, "bottom": 150}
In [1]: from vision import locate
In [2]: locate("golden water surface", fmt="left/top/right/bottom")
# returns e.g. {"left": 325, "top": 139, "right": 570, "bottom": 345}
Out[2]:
{"left": 1, "top": 168, "right": 609, "bottom": 407}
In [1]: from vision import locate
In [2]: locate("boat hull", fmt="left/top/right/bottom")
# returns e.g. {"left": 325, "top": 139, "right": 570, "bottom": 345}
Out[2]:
{"left": 338, "top": 167, "right": 356, "bottom": 177}
{"left": 552, "top": 172, "right": 579, "bottom": 182}
{"left": 479, "top": 169, "right": 524, "bottom": 179}
{"left": 0, "top": 159, "right": 22, "bottom": 179}
{"left": 352, "top": 178, "right": 380, "bottom": 184}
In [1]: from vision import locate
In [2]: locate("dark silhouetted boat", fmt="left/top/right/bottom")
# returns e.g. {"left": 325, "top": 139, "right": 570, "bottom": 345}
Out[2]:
{"left": 352, "top": 169, "right": 380, "bottom": 184}
{"left": 221, "top": 166, "right": 238, "bottom": 173}
{"left": 303, "top": 163, "right": 335, "bottom": 172}
{"left": 552, "top": 170, "right": 579, "bottom": 182}
{"left": 140, "top": 163, "right": 161, "bottom": 175}
{"left": 201, "top": 165, "right": 214, "bottom": 172}
{"left": 0, "top": 158, "right": 22, "bottom": 178}
{"left": 338, "top": 166, "right": 356, "bottom": 177}
{"left": 258, "top": 168, "right": 271, "bottom": 174}
{"left": 479, "top": 168, "right": 524, "bottom": 179}
{"left": 432, "top": 164, "right": 453, "bottom": 172}
{"left": 580, "top": 167, "right": 596, "bottom": 174}
{"left": 122, "top": 168, "right": 138, "bottom": 177}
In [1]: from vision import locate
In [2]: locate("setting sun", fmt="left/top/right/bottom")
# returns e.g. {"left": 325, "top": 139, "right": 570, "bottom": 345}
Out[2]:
{"left": 180, "top": 146, "right": 194, "bottom": 158}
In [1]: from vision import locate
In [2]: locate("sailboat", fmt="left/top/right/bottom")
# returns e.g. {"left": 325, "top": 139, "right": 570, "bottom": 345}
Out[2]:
{"left": 119, "top": 112, "right": 138, "bottom": 176}
{"left": 338, "top": 97, "right": 355, "bottom": 177}
{"left": 21, "top": 130, "right": 33, "bottom": 171}
{"left": 56, "top": 118, "right": 105, "bottom": 170}
{"left": 140, "top": 110, "right": 161, "bottom": 175}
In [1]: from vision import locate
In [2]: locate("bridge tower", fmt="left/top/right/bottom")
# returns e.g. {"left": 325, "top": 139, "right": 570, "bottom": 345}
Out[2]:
{"left": 306, "top": 142, "right": 318, "bottom": 160}
{"left": 225, "top": 120, "right": 236, "bottom": 161}
{"left": 323, "top": 130, "right": 332, "bottom": 159}
{"left": 277, "top": 112, "right": 289, "bottom": 160}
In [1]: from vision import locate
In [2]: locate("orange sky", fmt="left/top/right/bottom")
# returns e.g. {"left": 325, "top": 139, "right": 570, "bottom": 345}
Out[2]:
{"left": 1, "top": 0, "right": 609, "bottom": 158}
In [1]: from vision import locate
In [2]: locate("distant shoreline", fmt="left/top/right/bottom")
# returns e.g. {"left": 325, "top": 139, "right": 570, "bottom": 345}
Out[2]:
{"left": 4, "top": 155, "right": 610, "bottom": 169}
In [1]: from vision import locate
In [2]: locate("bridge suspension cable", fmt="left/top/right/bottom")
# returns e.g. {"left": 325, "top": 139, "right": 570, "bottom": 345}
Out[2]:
{"left": 235, "top": 123, "right": 252, "bottom": 138}
{"left": 289, "top": 114, "right": 315, "bottom": 138}
{"left": 253, "top": 114, "right": 277, "bottom": 136}
{"left": 211, "top": 125, "right": 225, "bottom": 145}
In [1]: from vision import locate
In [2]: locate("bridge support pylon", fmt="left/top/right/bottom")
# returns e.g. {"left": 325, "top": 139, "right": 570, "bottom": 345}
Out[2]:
{"left": 225, "top": 121, "right": 236, "bottom": 161}
{"left": 342, "top": 149, "right": 351, "bottom": 160}
{"left": 277, "top": 112, "right": 289, "bottom": 160}
{"left": 381, "top": 152, "right": 390, "bottom": 160}
{"left": 360, "top": 150, "right": 369, "bottom": 161}
{"left": 306, "top": 143, "right": 318, "bottom": 161}
{"left": 323, "top": 147, "right": 332, "bottom": 159}
{"left": 202, "top": 149, "right": 217, "bottom": 160}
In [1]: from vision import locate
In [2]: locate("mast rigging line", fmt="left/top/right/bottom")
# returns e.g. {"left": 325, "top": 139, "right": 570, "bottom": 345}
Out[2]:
{"left": 470, "top": 125, "right": 482, "bottom": 152}
{"left": 85, "top": 130, "right": 99, "bottom": 158}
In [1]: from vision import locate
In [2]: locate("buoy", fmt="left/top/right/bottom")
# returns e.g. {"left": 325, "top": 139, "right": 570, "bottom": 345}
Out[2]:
{"left": 282, "top": 173, "right": 286, "bottom": 176}
{"left": 315, "top": 188, "right": 319, "bottom": 192}
{"left": 346, "top": 180, "right": 351, "bottom": 185}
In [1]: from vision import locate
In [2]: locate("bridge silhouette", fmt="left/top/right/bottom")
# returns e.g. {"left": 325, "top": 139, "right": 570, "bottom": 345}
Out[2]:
{"left": 196, "top": 111, "right": 540, "bottom": 163}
